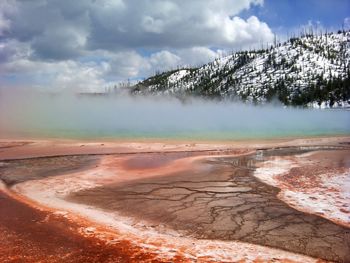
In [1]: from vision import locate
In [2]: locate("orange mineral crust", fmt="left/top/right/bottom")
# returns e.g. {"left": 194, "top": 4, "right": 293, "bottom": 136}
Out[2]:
{"left": 0, "top": 137, "right": 349, "bottom": 262}
{"left": 254, "top": 149, "right": 350, "bottom": 227}
{"left": 0, "top": 190, "right": 178, "bottom": 263}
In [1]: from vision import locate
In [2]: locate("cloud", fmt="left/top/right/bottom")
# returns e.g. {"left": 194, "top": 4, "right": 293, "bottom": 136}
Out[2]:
{"left": 0, "top": 45, "right": 111, "bottom": 92}
{"left": 0, "top": 0, "right": 17, "bottom": 36}
{"left": 0, "top": 0, "right": 275, "bottom": 91}
{"left": 31, "top": 26, "right": 87, "bottom": 60}
{"left": 96, "top": 48, "right": 221, "bottom": 81}
{"left": 106, "top": 50, "right": 149, "bottom": 78}
{"left": 177, "top": 47, "right": 223, "bottom": 67}
{"left": 0, "top": 13, "right": 11, "bottom": 36}
{"left": 0, "top": 39, "right": 31, "bottom": 63}
{"left": 0, "top": 43, "right": 222, "bottom": 90}
{"left": 5, "top": 0, "right": 272, "bottom": 53}
{"left": 149, "top": 51, "right": 181, "bottom": 72}
{"left": 87, "top": 0, "right": 272, "bottom": 50}
{"left": 344, "top": 17, "right": 350, "bottom": 30}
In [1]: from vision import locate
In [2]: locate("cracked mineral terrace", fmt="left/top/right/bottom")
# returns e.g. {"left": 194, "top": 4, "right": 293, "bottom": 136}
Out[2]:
{"left": 67, "top": 147, "right": 350, "bottom": 262}
{"left": 0, "top": 138, "right": 349, "bottom": 262}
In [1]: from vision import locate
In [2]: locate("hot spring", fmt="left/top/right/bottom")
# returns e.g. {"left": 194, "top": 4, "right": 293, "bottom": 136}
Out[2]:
{"left": 1, "top": 91, "right": 349, "bottom": 140}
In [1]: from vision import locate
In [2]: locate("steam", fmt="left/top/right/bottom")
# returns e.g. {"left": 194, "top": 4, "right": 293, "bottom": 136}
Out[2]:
{"left": 0, "top": 89, "right": 349, "bottom": 140}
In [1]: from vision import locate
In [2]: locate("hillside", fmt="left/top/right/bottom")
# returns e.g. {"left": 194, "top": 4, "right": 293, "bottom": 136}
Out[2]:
{"left": 132, "top": 31, "right": 350, "bottom": 107}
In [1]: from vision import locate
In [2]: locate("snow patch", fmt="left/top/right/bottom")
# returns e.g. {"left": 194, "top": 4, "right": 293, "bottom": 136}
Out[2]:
{"left": 168, "top": 69, "right": 190, "bottom": 84}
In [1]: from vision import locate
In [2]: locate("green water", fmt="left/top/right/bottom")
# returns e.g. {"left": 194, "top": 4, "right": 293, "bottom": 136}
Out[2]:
{"left": 7, "top": 126, "right": 350, "bottom": 141}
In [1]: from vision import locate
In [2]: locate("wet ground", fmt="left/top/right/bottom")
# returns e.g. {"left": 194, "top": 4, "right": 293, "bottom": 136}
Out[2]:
{"left": 0, "top": 155, "right": 99, "bottom": 186}
{"left": 68, "top": 148, "right": 350, "bottom": 262}
{"left": 1, "top": 146, "right": 349, "bottom": 262}
{"left": 0, "top": 190, "right": 180, "bottom": 263}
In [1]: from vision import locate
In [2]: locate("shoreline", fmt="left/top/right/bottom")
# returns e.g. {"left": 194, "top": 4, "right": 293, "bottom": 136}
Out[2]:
{"left": 1, "top": 135, "right": 349, "bottom": 160}
{"left": 1, "top": 132, "right": 349, "bottom": 143}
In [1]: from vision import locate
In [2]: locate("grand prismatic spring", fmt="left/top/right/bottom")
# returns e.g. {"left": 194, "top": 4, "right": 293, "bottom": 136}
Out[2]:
{"left": 1, "top": 0, "right": 350, "bottom": 262}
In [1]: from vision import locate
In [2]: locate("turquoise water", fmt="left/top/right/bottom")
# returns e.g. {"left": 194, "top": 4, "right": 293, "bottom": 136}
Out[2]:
{"left": 6, "top": 122, "right": 349, "bottom": 141}
{"left": 1, "top": 94, "right": 349, "bottom": 141}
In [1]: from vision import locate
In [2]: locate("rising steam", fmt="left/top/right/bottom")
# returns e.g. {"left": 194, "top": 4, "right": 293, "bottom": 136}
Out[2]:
{"left": 0, "top": 89, "right": 349, "bottom": 140}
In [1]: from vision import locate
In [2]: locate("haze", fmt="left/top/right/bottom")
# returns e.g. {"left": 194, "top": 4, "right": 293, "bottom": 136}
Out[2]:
{"left": 0, "top": 89, "right": 348, "bottom": 140}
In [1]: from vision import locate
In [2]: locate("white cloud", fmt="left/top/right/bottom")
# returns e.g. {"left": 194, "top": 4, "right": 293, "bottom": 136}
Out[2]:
{"left": 52, "top": 62, "right": 109, "bottom": 92}
{"left": 177, "top": 47, "right": 223, "bottom": 67}
{"left": 5, "top": 0, "right": 272, "bottom": 51}
{"left": 107, "top": 51, "right": 149, "bottom": 78}
{"left": 149, "top": 51, "right": 181, "bottom": 71}
{"left": 0, "top": 0, "right": 276, "bottom": 91}
{"left": 1, "top": 42, "right": 222, "bottom": 91}
{"left": 0, "top": 43, "right": 111, "bottom": 92}
{"left": 220, "top": 16, "right": 273, "bottom": 45}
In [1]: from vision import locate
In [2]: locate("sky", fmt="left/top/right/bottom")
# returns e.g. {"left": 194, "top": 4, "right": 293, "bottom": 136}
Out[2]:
{"left": 0, "top": 0, "right": 349, "bottom": 92}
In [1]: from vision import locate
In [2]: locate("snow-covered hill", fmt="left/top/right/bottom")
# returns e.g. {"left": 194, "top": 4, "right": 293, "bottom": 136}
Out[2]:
{"left": 132, "top": 31, "right": 350, "bottom": 107}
